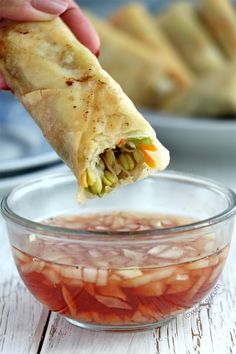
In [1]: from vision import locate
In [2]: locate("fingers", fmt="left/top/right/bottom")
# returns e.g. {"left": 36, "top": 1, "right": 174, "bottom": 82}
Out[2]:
{"left": 0, "top": 0, "right": 100, "bottom": 90}
{"left": 0, "top": 74, "right": 9, "bottom": 90}
{"left": 0, "top": 0, "right": 68, "bottom": 21}
{"left": 61, "top": 0, "right": 100, "bottom": 56}
{"left": 0, "top": 0, "right": 99, "bottom": 54}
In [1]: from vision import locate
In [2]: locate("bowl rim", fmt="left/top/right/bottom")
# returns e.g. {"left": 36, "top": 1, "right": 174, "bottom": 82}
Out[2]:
{"left": 1, "top": 170, "right": 236, "bottom": 241}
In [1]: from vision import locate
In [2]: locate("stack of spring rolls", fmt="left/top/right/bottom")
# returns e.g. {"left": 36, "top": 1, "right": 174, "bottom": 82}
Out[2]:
{"left": 159, "top": 0, "right": 236, "bottom": 117}
{"left": 89, "top": 0, "right": 236, "bottom": 118}
{"left": 87, "top": 11, "right": 193, "bottom": 109}
{"left": 0, "top": 19, "right": 169, "bottom": 203}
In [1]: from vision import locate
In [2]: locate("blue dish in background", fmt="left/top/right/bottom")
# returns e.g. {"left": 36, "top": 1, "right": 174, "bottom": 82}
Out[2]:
{"left": 77, "top": 0, "right": 174, "bottom": 16}
{"left": 0, "top": 92, "right": 60, "bottom": 176}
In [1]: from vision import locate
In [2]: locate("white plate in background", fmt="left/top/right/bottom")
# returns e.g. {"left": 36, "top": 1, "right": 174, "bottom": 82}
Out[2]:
{"left": 143, "top": 110, "right": 236, "bottom": 158}
{"left": 0, "top": 123, "right": 59, "bottom": 174}
{"left": 0, "top": 164, "right": 68, "bottom": 200}
{"left": 0, "top": 93, "right": 60, "bottom": 175}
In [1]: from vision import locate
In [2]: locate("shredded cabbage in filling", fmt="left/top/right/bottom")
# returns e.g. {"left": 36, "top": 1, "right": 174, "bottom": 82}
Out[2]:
{"left": 81, "top": 137, "right": 158, "bottom": 196}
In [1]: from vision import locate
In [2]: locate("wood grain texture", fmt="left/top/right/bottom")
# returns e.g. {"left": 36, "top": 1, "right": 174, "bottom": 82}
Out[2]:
{"left": 0, "top": 218, "right": 49, "bottom": 354}
{"left": 40, "top": 315, "right": 156, "bottom": 354}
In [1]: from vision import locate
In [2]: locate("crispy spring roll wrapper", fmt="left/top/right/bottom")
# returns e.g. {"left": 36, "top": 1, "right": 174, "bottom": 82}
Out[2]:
{"left": 109, "top": 4, "right": 194, "bottom": 82}
{"left": 0, "top": 19, "right": 169, "bottom": 203}
{"left": 87, "top": 14, "right": 193, "bottom": 108}
{"left": 158, "top": 2, "right": 225, "bottom": 75}
{"left": 199, "top": 0, "right": 236, "bottom": 60}
{"left": 161, "top": 63, "right": 236, "bottom": 118}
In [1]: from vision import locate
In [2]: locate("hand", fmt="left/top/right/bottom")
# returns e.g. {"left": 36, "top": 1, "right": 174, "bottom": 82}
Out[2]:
{"left": 0, "top": 0, "right": 100, "bottom": 89}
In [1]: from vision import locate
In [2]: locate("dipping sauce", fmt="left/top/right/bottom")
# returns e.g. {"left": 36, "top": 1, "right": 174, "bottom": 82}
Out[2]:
{"left": 12, "top": 212, "right": 228, "bottom": 327}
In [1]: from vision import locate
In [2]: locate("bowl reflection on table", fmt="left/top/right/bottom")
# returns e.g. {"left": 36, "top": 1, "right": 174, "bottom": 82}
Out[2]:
{"left": 1, "top": 171, "right": 236, "bottom": 331}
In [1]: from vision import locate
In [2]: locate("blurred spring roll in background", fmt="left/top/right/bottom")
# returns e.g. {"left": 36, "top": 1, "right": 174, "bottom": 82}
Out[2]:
{"left": 0, "top": 19, "right": 169, "bottom": 203}
{"left": 158, "top": 2, "right": 225, "bottom": 75}
{"left": 88, "top": 13, "right": 192, "bottom": 108}
{"left": 199, "top": 0, "right": 236, "bottom": 60}
{"left": 109, "top": 3, "right": 194, "bottom": 83}
{"left": 161, "top": 63, "right": 236, "bottom": 118}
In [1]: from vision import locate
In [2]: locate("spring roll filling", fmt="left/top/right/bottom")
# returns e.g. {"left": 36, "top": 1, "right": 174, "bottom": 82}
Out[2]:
{"left": 82, "top": 137, "right": 157, "bottom": 196}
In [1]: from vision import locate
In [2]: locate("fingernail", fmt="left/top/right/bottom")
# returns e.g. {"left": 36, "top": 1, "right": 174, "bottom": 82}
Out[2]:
{"left": 31, "top": 0, "right": 68, "bottom": 14}
{"left": 95, "top": 49, "right": 101, "bottom": 58}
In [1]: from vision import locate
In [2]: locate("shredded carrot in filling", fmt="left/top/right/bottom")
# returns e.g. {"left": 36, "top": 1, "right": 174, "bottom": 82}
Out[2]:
{"left": 82, "top": 137, "right": 157, "bottom": 195}
{"left": 118, "top": 138, "right": 126, "bottom": 145}
{"left": 139, "top": 144, "right": 158, "bottom": 152}
{"left": 142, "top": 150, "right": 157, "bottom": 169}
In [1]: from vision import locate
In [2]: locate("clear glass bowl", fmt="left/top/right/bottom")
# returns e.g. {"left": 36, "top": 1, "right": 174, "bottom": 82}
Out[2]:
{"left": 1, "top": 171, "right": 236, "bottom": 331}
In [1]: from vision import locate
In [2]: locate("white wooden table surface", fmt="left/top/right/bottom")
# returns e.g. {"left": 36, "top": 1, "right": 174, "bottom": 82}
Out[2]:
{"left": 1, "top": 154, "right": 236, "bottom": 354}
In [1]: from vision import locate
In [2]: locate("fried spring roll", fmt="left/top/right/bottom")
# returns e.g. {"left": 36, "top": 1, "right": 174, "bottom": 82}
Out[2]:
{"left": 158, "top": 2, "right": 225, "bottom": 75}
{"left": 161, "top": 63, "right": 236, "bottom": 118}
{"left": 0, "top": 19, "right": 169, "bottom": 203}
{"left": 88, "top": 14, "right": 192, "bottom": 108}
{"left": 199, "top": 0, "right": 236, "bottom": 59}
{"left": 109, "top": 3, "right": 194, "bottom": 82}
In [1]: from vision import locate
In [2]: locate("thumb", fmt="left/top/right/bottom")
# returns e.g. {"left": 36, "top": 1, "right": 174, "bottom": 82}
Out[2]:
{"left": 0, "top": 0, "right": 68, "bottom": 21}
